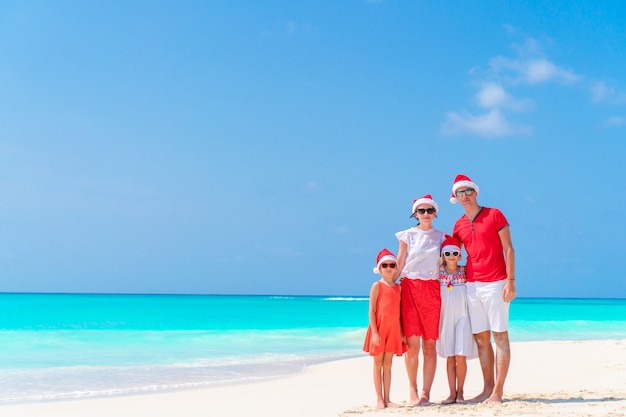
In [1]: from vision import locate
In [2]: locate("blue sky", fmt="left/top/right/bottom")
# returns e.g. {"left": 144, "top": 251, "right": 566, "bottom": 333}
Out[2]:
{"left": 1, "top": 1, "right": 625, "bottom": 298}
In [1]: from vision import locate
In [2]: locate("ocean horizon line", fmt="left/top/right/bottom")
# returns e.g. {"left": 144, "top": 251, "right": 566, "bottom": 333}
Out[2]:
{"left": 1, "top": 291, "right": 625, "bottom": 301}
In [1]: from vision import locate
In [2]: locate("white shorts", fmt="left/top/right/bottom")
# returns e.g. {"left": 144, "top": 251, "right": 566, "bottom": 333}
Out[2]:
{"left": 466, "top": 280, "right": 510, "bottom": 333}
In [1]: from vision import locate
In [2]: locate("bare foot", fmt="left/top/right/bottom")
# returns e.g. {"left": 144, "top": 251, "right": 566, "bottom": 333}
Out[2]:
{"left": 468, "top": 389, "right": 492, "bottom": 403}
{"left": 441, "top": 395, "right": 456, "bottom": 405}
{"left": 483, "top": 392, "right": 503, "bottom": 403}
{"left": 376, "top": 399, "right": 386, "bottom": 409}
{"left": 417, "top": 395, "right": 431, "bottom": 406}
{"left": 456, "top": 394, "right": 467, "bottom": 404}
{"left": 386, "top": 401, "right": 400, "bottom": 408}
{"left": 409, "top": 388, "right": 419, "bottom": 406}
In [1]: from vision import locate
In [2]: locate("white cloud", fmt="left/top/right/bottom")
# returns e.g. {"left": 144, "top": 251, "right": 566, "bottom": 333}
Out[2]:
{"left": 526, "top": 59, "right": 580, "bottom": 84}
{"left": 442, "top": 34, "right": 587, "bottom": 138}
{"left": 489, "top": 57, "right": 580, "bottom": 85}
{"left": 476, "top": 82, "right": 533, "bottom": 112}
{"left": 590, "top": 80, "right": 611, "bottom": 102}
{"left": 442, "top": 109, "right": 532, "bottom": 138}
{"left": 442, "top": 31, "right": 626, "bottom": 139}
{"left": 590, "top": 80, "right": 626, "bottom": 105}
{"left": 515, "top": 37, "right": 543, "bottom": 57}
{"left": 601, "top": 116, "right": 626, "bottom": 128}
{"left": 495, "top": 35, "right": 579, "bottom": 84}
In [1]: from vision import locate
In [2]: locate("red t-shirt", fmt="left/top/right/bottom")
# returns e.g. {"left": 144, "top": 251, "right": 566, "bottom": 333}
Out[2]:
{"left": 453, "top": 207, "right": 509, "bottom": 283}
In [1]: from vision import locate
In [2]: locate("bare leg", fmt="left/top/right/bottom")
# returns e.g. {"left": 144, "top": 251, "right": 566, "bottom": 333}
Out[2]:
{"left": 455, "top": 355, "right": 468, "bottom": 403}
{"left": 442, "top": 356, "right": 456, "bottom": 404}
{"left": 404, "top": 335, "right": 421, "bottom": 405}
{"left": 418, "top": 339, "right": 436, "bottom": 406}
{"left": 484, "top": 331, "right": 511, "bottom": 403}
{"left": 373, "top": 354, "right": 385, "bottom": 408}
{"left": 382, "top": 353, "right": 399, "bottom": 407}
{"left": 469, "top": 331, "right": 494, "bottom": 403}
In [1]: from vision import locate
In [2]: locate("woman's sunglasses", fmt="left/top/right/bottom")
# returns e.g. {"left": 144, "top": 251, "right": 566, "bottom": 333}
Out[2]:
{"left": 380, "top": 263, "right": 396, "bottom": 269}
{"left": 415, "top": 208, "right": 436, "bottom": 215}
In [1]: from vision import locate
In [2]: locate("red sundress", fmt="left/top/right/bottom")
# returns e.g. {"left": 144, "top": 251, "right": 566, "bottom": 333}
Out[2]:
{"left": 363, "top": 281, "right": 407, "bottom": 356}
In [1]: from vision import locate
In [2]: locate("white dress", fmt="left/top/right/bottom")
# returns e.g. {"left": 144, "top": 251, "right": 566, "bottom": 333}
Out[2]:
{"left": 436, "top": 266, "right": 477, "bottom": 358}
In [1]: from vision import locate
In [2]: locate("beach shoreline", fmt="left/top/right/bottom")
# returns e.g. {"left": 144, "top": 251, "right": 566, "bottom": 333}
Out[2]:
{"left": 2, "top": 339, "right": 625, "bottom": 417}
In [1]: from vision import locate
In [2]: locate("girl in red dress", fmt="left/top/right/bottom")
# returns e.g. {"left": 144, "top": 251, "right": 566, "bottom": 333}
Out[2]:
{"left": 363, "top": 249, "right": 407, "bottom": 409}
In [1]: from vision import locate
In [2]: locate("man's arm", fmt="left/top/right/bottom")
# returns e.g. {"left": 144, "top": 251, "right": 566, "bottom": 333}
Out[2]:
{"left": 499, "top": 225, "right": 516, "bottom": 302}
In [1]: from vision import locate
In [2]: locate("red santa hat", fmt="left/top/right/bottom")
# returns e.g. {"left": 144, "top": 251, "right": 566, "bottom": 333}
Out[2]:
{"left": 410, "top": 194, "right": 439, "bottom": 217}
{"left": 373, "top": 248, "right": 397, "bottom": 274}
{"left": 450, "top": 174, "right": 480, "bottom": 204}
{"left": 441, "top": 234, "right": 461, "bottom": 254}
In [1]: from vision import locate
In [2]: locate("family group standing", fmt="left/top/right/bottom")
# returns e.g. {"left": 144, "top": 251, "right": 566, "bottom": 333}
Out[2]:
{"left": 363, "top": 174, "right": 517, "bottom": 408}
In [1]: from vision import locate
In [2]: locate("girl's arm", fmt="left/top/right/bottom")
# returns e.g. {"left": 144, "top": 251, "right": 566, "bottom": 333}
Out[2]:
{"left": 367, "top": 282, "right": 381, "bottom": 346}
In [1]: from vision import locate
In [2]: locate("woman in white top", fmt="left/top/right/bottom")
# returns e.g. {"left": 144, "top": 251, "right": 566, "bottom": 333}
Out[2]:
{"left": 395, "top": 194, "right": 445, "bottom": 406}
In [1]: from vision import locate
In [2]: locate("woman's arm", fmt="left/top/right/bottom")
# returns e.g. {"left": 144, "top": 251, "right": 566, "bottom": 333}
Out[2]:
{"left": 394, "top": 240, "right": 408, "bottom": 280}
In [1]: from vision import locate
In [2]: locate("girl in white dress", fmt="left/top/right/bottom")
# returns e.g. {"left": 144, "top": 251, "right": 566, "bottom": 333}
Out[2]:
{"left": 437, "top": 235, "right": 477, "bottom": 404}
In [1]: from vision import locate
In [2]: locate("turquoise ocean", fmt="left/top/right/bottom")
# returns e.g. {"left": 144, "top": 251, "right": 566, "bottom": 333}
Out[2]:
{"left": 1, "top": 293, "right": 625, "bottom": 403}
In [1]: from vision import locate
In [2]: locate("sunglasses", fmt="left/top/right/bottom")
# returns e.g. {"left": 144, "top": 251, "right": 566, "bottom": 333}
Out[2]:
{"left": 380, "top": 263, "right": 397, "bottom": 269}
{"left": 443, "top": 251, "right": 460, "bottom": 257}
{"left": 415, "top": 208, "right": 436, "bottom": 215}
{"left": 454, "top": 188, "right": 475, "bottom": 198}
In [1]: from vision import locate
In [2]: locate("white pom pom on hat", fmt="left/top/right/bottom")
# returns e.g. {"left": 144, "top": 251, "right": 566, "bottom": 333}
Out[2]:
{"left": 410, "top": 194, "right": 439, "bottom": 217}
{"left": 450, "top": 174, "right": 479, "bottom": 204}
{"left": 373, "top": 248, "right": 397, "bottom": 274}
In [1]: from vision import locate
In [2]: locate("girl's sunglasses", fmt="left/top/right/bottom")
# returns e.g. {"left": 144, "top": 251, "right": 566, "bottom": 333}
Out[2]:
{"left": 381, "top": 263, "right": 396, "bottom": 269}
{"left": 443, "top": 251, "right": 460, "bottom": 257}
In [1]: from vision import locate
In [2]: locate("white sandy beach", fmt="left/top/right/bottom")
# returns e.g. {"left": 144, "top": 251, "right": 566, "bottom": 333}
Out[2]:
{"left": 2, "top": 339, "right": 625, "bottom": 417}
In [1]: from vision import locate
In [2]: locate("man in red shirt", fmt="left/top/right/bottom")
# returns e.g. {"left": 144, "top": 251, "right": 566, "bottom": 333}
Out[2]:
{"left": 450, "top": 174, "right": 516, "bottom": 403}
